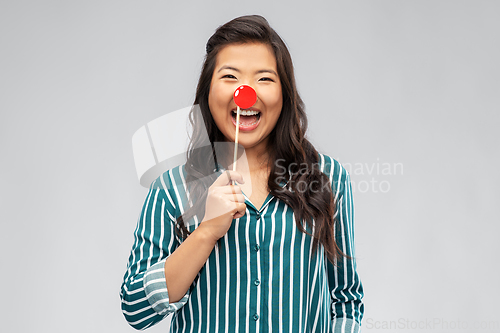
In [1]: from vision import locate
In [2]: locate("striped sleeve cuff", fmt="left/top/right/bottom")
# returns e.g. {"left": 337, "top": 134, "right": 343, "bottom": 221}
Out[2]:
{"left": 332, "top": 318, "right": 361, "bottom": 333}
{"left": 143, "top": 259, "right": 190, "bottom": 315}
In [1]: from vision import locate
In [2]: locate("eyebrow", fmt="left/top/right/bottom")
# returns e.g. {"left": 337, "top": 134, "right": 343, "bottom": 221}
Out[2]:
{"left": 217, "top": 65, "right": 278, "bottom": 76}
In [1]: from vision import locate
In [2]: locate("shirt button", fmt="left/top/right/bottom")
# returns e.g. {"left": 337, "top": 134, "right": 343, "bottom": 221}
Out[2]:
{"left": 254, "top": 279, "right": 260, "bottom": 286}
{"left": 256, "top": 213, "right": 261, "bottom": 220}
{"left": 253, "top": 314, "right": 259, "bottom": 321}
{"left": 254, "top": 244, "right": 260, "bottom": 252}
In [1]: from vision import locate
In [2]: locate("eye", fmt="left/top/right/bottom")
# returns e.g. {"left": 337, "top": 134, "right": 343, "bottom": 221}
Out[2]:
{"left": 259, "top": 77, "right": 274, "bottom": 82}
{"left": 222, "top": 74, "right": 237, "bottom": 79}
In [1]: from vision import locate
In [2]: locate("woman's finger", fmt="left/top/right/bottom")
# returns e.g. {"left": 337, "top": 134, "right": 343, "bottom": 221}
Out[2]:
{"left": 212, "top": 170, "right": 245, "bottom": 186}
{"left": 226, "top": 193, "right": 245, "bottom": 203}
{"left": 218, "top": 185, "right": 242, "bottom": 194}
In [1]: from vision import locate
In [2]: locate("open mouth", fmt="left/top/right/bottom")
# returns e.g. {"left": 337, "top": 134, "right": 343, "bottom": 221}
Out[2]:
{"left": 231, "top": 109, "right": 261, "bottom": 126}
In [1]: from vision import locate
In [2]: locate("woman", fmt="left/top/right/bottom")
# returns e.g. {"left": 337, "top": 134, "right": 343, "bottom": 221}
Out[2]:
{"left": 120, "top": 15, "right": 364, "bottom": 332}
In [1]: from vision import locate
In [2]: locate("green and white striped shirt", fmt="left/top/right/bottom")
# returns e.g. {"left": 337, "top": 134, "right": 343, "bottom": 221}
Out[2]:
{"left": 120, "top": 153, "right": 364, "bottom": 332}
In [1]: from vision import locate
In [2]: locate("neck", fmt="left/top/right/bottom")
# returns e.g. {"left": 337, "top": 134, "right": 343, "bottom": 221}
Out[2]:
{"left": 225, "top": 143, "right": 272, "bottom": 174}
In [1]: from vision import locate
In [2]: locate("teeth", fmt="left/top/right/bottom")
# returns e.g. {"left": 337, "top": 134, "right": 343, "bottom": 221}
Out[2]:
{"left": 237, "top": 119, "right": 259, "bottom": 126}
{"left": 232, "top": 110, "right": 260, "bottom": 116}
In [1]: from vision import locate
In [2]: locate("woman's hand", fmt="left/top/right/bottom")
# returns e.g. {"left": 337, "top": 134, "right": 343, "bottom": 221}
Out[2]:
{"left": 199, "top": 171, "right": 246, "bottom": 242}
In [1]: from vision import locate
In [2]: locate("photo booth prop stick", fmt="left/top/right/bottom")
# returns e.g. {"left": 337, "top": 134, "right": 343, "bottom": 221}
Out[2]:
{"left": 232, "top": 85, "right": 257, "bottom": 184}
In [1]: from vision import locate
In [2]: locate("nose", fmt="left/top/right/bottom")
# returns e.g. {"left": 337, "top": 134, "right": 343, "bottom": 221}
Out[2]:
{"left": 233, "top": 85, "right": 257, "bottom": 109}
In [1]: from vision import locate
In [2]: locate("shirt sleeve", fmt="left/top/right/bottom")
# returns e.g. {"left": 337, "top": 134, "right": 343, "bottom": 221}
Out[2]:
{"left": 327, "top": 170, "right": 365, "bottom": 333}
{"left": 120, "top": 172, "right": 191, "bottom": 330}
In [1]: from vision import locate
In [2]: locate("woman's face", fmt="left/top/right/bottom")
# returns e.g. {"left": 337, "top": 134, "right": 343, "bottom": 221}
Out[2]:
{"left": 208, "top": 42, "right": 283, "bottom": 153}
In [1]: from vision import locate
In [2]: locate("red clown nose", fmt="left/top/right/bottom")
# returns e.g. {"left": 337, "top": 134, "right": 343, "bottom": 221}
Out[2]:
{"left": 233, "top": 85, "right": 257, "bottom": 109}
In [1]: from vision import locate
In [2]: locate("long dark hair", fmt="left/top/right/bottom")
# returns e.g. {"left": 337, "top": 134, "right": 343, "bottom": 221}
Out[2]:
{"left": 176, "top": 15, "right": 347, "bottom": 265}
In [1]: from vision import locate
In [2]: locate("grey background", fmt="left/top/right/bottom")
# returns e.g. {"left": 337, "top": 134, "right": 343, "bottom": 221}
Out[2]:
{"left": 1, "top": 1, "right": 499, "bottom": 332}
